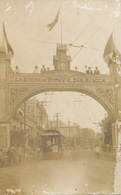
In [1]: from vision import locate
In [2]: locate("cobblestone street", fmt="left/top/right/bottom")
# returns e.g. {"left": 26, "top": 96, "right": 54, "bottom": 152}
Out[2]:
{"left": 0, "top": 149, "right": 115, "bottom": 195}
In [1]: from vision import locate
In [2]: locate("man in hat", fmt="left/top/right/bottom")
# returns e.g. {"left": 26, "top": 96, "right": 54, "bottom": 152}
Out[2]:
{"left": 33, "top": 66, "right": 39, "bottom": 74}
{"left": 41, "top": 65, "right": 46, "bottom": 73}
{"left": 86, "top": 67, "right": 93, "bottom": 74}
{"left": 94, "top": 67, "right": 100, "bottom": 75}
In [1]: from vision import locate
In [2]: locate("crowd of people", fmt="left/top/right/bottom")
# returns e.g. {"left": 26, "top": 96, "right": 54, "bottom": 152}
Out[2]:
{"left": 15, "top": 65, "right": 100, "bottom": 74}
{"left": 0, "top": 146, "right": 23, "bottom": 167}
{"left": 74, "top": 66, "right": 100, "bottom": 74}
{"left": 33, "top": 65, "right": 50, "bottom": 73}
{"left": 15, "top": 65, "right": 50, "bottom": 74}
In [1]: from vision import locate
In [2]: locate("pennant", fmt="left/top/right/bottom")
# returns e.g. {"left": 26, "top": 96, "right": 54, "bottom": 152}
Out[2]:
{"left": 3, "top": 23, "right": 14, "bottom": 55}
{"left": 103, "top": 33, "right": 116, "bottom": 65}
{"left": 47, "top": 10, "right": 59, "bottom": 31}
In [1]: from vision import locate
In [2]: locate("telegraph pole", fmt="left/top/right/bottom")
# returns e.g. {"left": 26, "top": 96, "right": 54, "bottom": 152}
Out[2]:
{"left": 23, "top": 101, "right": 26, "bottom": 155}
{"left": 54, "top": 113, "right": 60, "bottom": 130}
{"left": 68, "top": 120, "right": 71, "bottom": 137}
{"left": 47, "top": 115, "right": 50, "bottom": 129}
{"left": 39, "top": 101, "right": 47, "bottom": 132}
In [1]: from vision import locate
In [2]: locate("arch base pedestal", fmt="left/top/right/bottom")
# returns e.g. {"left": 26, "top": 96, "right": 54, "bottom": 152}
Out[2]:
{"left": 0, "top": 123, "right": 10, "bottom": 148}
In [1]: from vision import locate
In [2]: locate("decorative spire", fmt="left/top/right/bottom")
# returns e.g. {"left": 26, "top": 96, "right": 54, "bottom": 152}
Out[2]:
{"left": 1, "top": 23, "right": 14, "bottom": 56}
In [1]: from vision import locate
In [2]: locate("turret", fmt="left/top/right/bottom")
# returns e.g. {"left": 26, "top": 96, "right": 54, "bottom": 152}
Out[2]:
{"left": 53, "top": 44, "right": 71, "bottom": 70}
{"left": 0, "top": 24, "right": 14, "bottom": 81}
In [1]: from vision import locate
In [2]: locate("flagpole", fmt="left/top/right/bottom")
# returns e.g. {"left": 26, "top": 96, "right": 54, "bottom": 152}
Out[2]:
{"left": 113, "top": 25, "right": 116, "bottom": 50}
{"left": 60, "top": 4, "right": 63, "bottom": 44}
{"left": 61, "top": 16, "right": 63, "bottom": 44}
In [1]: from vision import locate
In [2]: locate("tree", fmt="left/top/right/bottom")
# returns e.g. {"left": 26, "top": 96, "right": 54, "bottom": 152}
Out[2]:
{"left": 100, "top": 116, "right": 112, "bottom": 145}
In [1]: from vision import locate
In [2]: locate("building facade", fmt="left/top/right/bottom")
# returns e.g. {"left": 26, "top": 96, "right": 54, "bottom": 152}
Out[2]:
{"left": 10, "top": 97, "right": 48, "bottom": 153}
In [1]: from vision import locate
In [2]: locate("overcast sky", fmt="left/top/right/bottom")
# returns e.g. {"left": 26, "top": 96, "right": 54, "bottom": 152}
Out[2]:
{"left": 0, "top": 0, "right": 121, "bottom": 132}
{"left": 35, "top": 92, "right": 107, "bottom": 132}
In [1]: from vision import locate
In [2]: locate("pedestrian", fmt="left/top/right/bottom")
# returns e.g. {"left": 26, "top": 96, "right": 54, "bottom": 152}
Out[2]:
{"left": 41, "top": 65, "right": 46, "bottom": 73}
{"left": 37, "top": 147, "right": 40, "bottom": 155}
{"left": 95, "top": 145, "right": 100, "bottom": 159}
{"left": 17, "top": 146, "right": 23, "bottom": 164}
{"left": 7, "top": 147, "right": 13, "bottom": 166}
{"left": 11, "top": 147, "right": 17, "bottom": 165}
{"left": 0, "top": 148, "right": 3, "bottom": 167}
{"left": 86, "top": 67, "right": 93, "bottom": 74}
{"left": 94, "top": 67, "right": 100, "bottom": 75}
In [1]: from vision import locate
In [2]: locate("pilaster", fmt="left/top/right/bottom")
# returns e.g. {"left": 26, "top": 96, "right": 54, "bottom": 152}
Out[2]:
{"left": 0, "top": 46, "right": 12, "bottom": 147}
{"left": 0, "top": 123, "right": 10, "bottom": 148}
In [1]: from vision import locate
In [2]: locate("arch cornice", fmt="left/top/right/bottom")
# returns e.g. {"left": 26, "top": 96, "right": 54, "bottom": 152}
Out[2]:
{"left": 8, "top": 71, "right": 116, "bottom": 121}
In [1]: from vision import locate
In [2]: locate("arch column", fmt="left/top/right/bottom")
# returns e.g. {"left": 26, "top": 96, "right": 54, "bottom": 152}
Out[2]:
{"left": 112, "top": 86, "right": 121, "bottom": 150}
{"left": 0, "top": 49, "right": 12, "bottom": 148}
{"left": 109, "top": 61, "right": 121, "bottom": 150}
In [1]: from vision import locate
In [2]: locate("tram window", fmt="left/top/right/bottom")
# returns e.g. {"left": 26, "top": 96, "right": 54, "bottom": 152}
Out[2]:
{"left": 56, "top": 137, "right": 59, "bottom": 144}
{"left": 58, "top": 137, "right": 61, "bottom": 144}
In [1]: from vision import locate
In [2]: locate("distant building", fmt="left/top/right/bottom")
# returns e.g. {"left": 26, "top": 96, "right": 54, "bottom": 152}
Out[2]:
{"left": 79, "top": 128, "right": 96, "bottom": 148}
{"left": 10, "top": 97, "right": 48, "bottom": 152}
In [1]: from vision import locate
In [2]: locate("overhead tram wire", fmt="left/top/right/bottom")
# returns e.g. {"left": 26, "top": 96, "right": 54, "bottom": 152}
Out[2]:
{"left": 70, "top": 0, "right": 115, "bottom": 46}
{"left": 15, "top": 37, "right": 58, "bottom": 45}
{"left": 68, "top": 11, "right": 103, "bottom": 50}
{"left": 68, "top": 3, "right": 112, "bottom": 61}
{"left": 66, "top": 11, "right": 105, "bottom": 57}
{"left": 71, "top": 14, "right": 109, "bottom": 61}
{"left": 71, "top": 30, "right": 102, "bottom": 61}
{"left": 68, "top": 19, "right": 95, "bottom": 49}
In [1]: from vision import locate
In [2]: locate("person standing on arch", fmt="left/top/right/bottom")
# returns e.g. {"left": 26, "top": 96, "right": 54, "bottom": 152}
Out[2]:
{"left": 86, "top": 67, "right": 93, "bottom": 74}
{"left": 94, "top": 67, "right": 100, "bottom": 75}
{"left": 41, "top": 65, "right": 46, "bottom": 73}
{"left": 33, "top": 66, "right": 39, "bottom": 74}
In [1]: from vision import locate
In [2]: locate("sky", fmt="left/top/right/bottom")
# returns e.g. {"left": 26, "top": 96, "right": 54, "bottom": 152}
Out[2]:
{"left": 0, "top": 0, "right": 121, "bottom": 73}
{"left": 35, "top": 92, "right": 107, "bottom": 133}
{"left": 0, "top": 0, "right": 121, "bottom": 132}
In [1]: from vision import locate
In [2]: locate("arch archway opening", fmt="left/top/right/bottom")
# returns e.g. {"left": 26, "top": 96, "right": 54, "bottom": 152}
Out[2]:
{"left": 10, "top": 88, "right": 116, "bottom": 123}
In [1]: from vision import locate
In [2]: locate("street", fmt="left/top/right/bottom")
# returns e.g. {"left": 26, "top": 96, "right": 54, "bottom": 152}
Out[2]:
{"left": 0, "top": 149, "right": 115, "bottom": 195}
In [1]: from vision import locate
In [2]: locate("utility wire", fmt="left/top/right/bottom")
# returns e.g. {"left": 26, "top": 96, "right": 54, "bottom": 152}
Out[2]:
{"left": 71, "top": 15, "right": 108, "bottom": 61}
{"left": 15, "top": 36, "right": 57, "bottom": 45}
{"left": 68, "top": 4, "right": 112, "bottom": 60}
{"left": 68, "top": 11, "right": 103, "bottom": 50}
{"left": 70, "top": 15, "right": 98, "bottom": 46}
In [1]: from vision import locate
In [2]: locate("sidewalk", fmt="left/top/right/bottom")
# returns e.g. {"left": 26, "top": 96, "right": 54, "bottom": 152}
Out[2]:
{"left": 99, "top": 151, "right": 116, "bottom": 161}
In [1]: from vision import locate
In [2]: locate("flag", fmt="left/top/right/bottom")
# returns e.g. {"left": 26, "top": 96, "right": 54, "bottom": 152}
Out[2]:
{"left": 111, "top": 48, "right": 121, "bottom": 64}
{"left": 3, "top": 23, "right": 14, "bottom": 55}
{"left": 47, "top": 10, "right": 59, "bottom": 31}
{"left": 103, "top": 33, "right": 116, "bottom": 65}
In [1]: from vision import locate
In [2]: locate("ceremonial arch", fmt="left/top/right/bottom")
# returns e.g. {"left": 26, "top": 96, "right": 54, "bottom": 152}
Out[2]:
{"left": 10, "top": 71, "right": 116, "bottom": 120}
{"left": 0, "top": 43, "right": 121, "bottom": 149}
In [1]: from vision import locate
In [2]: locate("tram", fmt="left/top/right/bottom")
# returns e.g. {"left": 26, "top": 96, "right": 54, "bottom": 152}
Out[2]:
{"left": 40, "top": 130, "right": 63, "bottom": 159}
